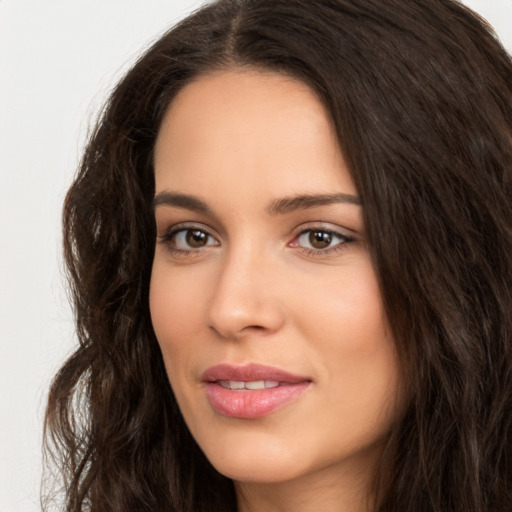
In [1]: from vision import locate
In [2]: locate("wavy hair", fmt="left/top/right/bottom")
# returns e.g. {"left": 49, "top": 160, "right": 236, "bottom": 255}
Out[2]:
{"left": 44, "top": 1, "right": 512, "bottom": 511}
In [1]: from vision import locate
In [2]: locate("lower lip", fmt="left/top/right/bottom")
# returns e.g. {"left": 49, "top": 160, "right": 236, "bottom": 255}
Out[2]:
{"left": 205, "top": 382, "right": 310, "bottom": 418}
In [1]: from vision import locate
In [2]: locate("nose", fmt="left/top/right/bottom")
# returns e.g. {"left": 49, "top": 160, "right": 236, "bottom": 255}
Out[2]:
{"left": 206, "top": 247, "right": 285, "bottom": 340}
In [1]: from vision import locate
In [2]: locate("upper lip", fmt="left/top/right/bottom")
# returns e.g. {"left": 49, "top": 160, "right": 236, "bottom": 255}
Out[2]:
{"left": 202, "top": 363, "right": 311, "bottom": 383}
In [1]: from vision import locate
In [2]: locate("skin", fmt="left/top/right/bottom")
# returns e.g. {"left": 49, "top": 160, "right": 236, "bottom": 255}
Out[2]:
{"left": 150, "top": 69, "right": 402, "bottom": 512}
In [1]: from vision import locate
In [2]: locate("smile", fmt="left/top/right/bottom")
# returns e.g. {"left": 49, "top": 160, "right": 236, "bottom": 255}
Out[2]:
{"left": 202, "top": 364, "right": 312, "bottom": 418}
{"left": 218, "top": 380, "right": 280, "bottom": 390}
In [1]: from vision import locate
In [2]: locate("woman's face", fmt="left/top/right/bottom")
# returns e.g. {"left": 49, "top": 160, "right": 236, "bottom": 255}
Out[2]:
{"left": 150, "top": 70, "right": 402, "bottom": 486}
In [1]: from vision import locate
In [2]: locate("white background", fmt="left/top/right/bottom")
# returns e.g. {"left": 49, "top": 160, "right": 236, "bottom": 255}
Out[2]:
{"left": 0, "top": 1, "right": 511, "bottom": 511}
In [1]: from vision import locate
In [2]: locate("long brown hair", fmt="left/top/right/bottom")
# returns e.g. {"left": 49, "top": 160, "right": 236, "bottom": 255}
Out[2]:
{"left": 44, "top": 1, "right": 512, "bottom": 511}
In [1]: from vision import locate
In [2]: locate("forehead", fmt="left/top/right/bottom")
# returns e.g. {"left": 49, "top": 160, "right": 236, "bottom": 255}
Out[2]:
{"left": 153, "top": 69, "right": 356, "bottom": 201}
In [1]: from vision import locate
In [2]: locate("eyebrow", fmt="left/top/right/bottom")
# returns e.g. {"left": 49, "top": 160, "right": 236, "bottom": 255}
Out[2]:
{"left": 152, "top": 192, "right": 212, "bottom": 213}
{"left": 266, "top": 193, "right": 361, "bottom": 215}
{"left": 152, "top": 191, "right": 361, "bottom": 215}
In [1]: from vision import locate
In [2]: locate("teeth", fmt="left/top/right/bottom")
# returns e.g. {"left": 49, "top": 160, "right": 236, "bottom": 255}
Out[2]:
{"left": 228, "top": 380, "right": 245, "bottom": 390}
{"left": 218, "top": 380, "right": 280, "bottom": 390}
{"left": 245, "top": 380, "right": 271, "bottom": 390}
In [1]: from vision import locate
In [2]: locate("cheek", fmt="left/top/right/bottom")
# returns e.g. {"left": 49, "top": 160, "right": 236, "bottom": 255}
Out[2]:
{"left": 149, "top": 263, "right": 206, "bottom": 372}
{"left": 293, "top": 259, "right": 400, "bottom": 420}
{"left": 294, "top": 258, "right": 389, "bottom": 352}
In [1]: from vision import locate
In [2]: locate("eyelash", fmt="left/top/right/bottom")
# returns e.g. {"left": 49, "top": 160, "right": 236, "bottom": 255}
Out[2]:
{"left": 291, "top": 228, "right": 355, "bottom": 257}
{"left": 157, "top": 224, "right": 355, "bottom": 258}
{"left": 157, "top": 223, "right": 218, "bottom": 257}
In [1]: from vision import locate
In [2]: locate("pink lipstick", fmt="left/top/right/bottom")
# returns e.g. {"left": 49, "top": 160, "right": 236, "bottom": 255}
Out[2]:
{"left": 202, "top": 364, "right": 311, "bottom": 418}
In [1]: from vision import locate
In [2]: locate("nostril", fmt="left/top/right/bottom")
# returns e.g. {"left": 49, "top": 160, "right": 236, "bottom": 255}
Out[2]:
{"left": 208, "top": 319, "right": 280, "bottom": 341}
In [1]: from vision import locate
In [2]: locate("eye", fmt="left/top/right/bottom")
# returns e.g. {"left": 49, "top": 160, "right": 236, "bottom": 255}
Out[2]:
{"left": 292, "top": 228, "right": 354, "bottom": 253}
{"left": 158, "top": 225, "right": 219, "bottom": 253}
{"left": 175, "top": 229, "right": 215, "bottom": 249}
{"left": 300, "top": 230, "right": 336, "bottom": 249}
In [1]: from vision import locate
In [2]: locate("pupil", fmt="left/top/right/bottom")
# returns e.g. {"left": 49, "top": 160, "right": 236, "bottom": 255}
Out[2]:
{"left": 186, "top": 229, "right": 207, "bottom": 248}
{"left": 309, "top": 230, "right": 331, "bottom": 249}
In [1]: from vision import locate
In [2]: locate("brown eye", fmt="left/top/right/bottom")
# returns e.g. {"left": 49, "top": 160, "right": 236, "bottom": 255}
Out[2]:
{"left": 295, "top": 228, "right": 352, "bottom": 253}
{"left": 164, "top": 227, "right": 218, "bottom": 251}
{"left": 186, "top": 229, "right": 209, "bottom": 248}
{"left": 309, "top": 230, "right": 332, "bottom": 249}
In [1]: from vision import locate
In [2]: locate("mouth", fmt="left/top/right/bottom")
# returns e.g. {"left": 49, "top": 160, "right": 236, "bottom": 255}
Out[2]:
{"left": 202, "top": 364, "right": 312, "bottom": 419}
{"left": 217, "top": 380, "right": 281, "bottom": 390}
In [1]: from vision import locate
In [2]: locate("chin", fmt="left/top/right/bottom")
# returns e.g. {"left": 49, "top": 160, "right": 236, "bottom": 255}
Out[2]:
{"left": 196, "top": 419, "right": 391, "bottom": 488}
{"left": 199, "top": 430, "right": 310, "bottom": 483}
{"left": 213, "top": 455, "right": 306, "bottom": 484}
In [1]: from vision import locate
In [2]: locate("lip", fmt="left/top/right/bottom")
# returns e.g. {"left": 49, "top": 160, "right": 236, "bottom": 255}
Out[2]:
{"left": 202, "top": 363, "right": 312, "bottom": 419}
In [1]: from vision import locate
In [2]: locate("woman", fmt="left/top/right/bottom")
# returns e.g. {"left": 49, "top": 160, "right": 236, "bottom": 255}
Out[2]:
{"left": 44, "top": 1, "right": 512, "bottom": 511}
